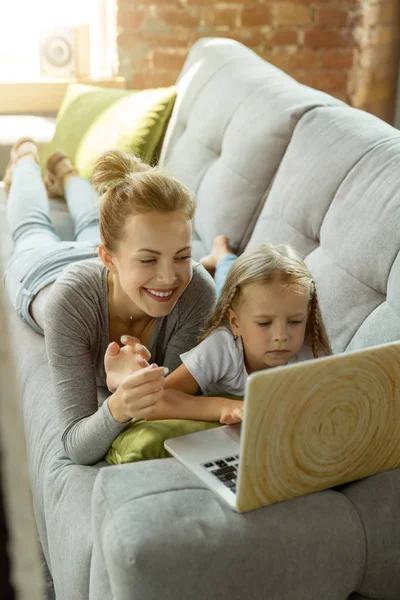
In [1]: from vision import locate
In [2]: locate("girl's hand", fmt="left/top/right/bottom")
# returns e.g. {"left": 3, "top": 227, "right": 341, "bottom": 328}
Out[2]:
{"left": 220, "top": 401, "right": 244, "bottom": 425}
{"left": 108, "top": 364, "right": 168, "bottom": 423}
{"left": 105, "top": 335, "right": 151, "bottom": 392}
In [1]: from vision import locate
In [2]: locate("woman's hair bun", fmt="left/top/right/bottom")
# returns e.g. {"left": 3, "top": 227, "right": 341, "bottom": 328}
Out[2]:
{"left": 92, "top": 150, "right": 151, "bottom": 195}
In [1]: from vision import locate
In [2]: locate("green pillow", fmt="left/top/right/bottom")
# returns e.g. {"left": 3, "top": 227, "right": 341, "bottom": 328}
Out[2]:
{"left": 106, "top": 419, "right": 222, "bottom": 465}
{"left": 40, "top": 83, "right": 176, "bottom": 178}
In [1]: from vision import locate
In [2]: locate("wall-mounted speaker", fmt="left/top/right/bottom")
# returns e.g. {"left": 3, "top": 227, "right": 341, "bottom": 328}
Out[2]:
{"left": 38, "top": 25, "right": 90, "bottom": 79}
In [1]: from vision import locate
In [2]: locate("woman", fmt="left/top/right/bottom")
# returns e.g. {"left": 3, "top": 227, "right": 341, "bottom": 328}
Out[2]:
{"left": 3, "top": 139, "right": 216, "bottom": 464}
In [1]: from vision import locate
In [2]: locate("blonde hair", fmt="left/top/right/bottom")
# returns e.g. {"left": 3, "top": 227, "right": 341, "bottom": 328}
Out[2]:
{"left": 202, "top": 243, "right": 331, "bottom": 358}
{"left": 92, "top": 150, "right": 196, "bottom": 252}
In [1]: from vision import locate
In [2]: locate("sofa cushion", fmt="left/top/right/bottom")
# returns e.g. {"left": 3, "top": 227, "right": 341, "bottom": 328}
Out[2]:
{"left": 91, "top": 459, "right": 366, "bottom": 600}
{"left": 247, "top": 105, "right": 400, "bottom": 353}
{"left": 40, "top": 83, "right": 176, "bottom": 179}
{"left": 160, "top": 38, "right": 343, "bottom": 259}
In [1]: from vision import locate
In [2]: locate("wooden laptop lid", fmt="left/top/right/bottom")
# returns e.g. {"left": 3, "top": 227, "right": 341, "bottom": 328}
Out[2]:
{"left": 237, "top": 342, "right": 400, "bottom": 512}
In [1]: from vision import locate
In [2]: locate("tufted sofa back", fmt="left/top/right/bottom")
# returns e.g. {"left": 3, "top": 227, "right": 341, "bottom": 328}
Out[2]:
{"left": 160, "top": 38, "right": 343, "bottom": 257}
{"left": 161, "top": 38, "right": 400, "bottom": 353}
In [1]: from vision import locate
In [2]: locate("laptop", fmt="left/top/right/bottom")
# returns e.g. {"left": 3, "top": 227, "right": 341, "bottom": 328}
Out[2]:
{"left": 165, "top": 341, "right": 400, "bottom": 512}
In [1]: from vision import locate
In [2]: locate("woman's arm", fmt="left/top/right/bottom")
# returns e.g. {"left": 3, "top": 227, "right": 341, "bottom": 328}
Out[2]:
{"left": 148, "top": 388, "right": 243, "bottom": 424}
{"left": 44, "top": 277, "right": 128, "bottom": 465}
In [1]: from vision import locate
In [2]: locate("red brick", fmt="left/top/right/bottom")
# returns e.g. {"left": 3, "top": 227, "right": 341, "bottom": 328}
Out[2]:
{"left": 117, "top": 34, "right": 153, "bottom": 55}
{"left": 296, "top": 69, "right": 349, "bottom": 94}
{"left": 153, "top": 50, "right": 187, "bottom": 71}
{"left": 241, "top": 5, "right": 272, "bottom": 27}
{"left": 133, "top": 32, "right": 190, "bottom": 49}
{"left": 186, "top": 0, "right": 251, "bottom": 5}
{"left": 275, "top": 4, "right": 312, "bottom": 27}
{"left": 187, "top": 28, "right": 264, "bottom": 46}
{"left": 330, "top": 91, "right": 350, "bottom": 103}
{"left": 282, "top": 0, "right": 331, "bottom": 4}
{"left": 203, "top": 6, "right": 240, "bottom": 28}
{"left": 345, "top": 0, "right": 364, "bottom": 7}
{"left": 322, "top": 50, "right": 355, "bottom": 69}
{"left": 150, "top": 0, "right": 186, "bottom": 5}
{"left": 155, "top": 7, "right": 200, "bottom": 28}
{"left": 117, "top": 6, "right": 150, "bottom": 30}
{"left": 315, "top": 7, "right": 349, "bottom": 28}
{"left": 294, "top": 71, "right": 327, "bottom": 90}
{"left": 324, "top": 69, "right": 349, "bottom": 92}
{"left": 305, "top": 29, "right": 355, "bottom": 49}
{"left": 258, "top": 50, "right": 290, "bottom": 70}
{"left": 131, "top": 70, "right": 181, "bottom": 89}
{"left": 348, "top": 9, "right": 365, "bottom": 28}
{"left": 287, "top": 49, "right": 320, "bottom": 70}
{"left": 267, "top": 30, "right": 298, "bottom": 46}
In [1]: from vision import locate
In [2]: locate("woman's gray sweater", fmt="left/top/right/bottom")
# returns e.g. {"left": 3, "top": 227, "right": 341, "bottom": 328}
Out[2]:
{"left": 43, "top": 258, "right": 216, "bottom": 465}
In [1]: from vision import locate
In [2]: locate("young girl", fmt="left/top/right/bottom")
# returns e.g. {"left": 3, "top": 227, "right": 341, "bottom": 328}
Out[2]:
{"left": 108, "top": 243, "right": 332, "bottom": 424}
{"left": 3, "top": 140, "right": 216, "bottom": 464}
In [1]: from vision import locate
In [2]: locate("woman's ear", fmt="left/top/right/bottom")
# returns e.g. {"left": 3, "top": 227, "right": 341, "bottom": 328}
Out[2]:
{"left": 98, "top": 244, "right": 118, "bottom": 274}
{"left": 227, "top": 307, "right": 240, "bottom": 337}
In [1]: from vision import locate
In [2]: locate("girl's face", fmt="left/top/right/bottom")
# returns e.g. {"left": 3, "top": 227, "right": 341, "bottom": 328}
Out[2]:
{"left": 228, "top": 281, "right": 309, "bottom": 373}
{"left": 106, "top": 211, "right": 193, "bottom": 318}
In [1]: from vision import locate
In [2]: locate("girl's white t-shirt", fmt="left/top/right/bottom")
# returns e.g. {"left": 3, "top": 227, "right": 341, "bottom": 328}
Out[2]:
{"left": 180, "top": 326, "right": 314, "bottom": 397}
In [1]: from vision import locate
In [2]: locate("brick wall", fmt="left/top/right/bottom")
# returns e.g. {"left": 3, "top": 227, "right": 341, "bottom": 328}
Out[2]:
{"left": 116, "top": 0, "right": 400, "bottom": 123}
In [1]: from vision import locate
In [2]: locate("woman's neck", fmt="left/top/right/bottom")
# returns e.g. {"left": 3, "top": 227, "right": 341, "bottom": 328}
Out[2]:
{"left": 107, "top": 271, "right": 151, "bottom": 325}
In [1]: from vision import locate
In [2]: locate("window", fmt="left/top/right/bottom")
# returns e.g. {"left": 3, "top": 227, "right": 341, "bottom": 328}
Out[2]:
{"left": 0, "top": 0, "right": 116, "bottom": 81}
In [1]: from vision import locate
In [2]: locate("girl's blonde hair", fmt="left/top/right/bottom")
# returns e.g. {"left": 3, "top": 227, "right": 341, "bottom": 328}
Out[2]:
{"left": 202, "top": 243, "right": 331, "bottom": 358}
{"left": 92, "top": 150, "right": 196, "bottom": 252}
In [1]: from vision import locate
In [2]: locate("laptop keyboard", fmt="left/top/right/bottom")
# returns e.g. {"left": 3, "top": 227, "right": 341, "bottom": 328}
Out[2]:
{"left": 202, "top": 455, "right": 240, "bottom": 494}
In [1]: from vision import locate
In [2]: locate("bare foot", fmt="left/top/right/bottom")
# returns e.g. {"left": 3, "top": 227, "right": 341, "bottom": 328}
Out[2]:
{"left": 200, "top": 235, "right": 234, "bottom": 274}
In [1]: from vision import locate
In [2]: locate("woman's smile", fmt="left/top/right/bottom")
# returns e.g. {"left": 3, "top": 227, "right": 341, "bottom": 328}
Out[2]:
{"left": 142, "top": 286, "right": 178, "bottom": 303}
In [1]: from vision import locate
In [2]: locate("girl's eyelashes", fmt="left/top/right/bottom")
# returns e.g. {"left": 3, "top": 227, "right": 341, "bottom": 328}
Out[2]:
{"left": 256, "top": 320, "right": 304, "bottom": 327}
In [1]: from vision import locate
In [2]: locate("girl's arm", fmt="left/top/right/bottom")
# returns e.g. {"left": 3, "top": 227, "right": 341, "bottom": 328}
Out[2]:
{"left": 149, "top": 388, "right": 243, "bottom": 424}
{"left": 163, "top": 363, "right": 200, "bottom": 394}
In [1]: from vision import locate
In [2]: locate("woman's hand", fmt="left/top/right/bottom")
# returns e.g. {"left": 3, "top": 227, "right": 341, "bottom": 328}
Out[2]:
{"left": 108, "top": 364, "right": 168, "bottom": 423}
{"left": 105, "top": 335, "right": 151, "bottom": 392}
{"left": 219, "top": 401, "right": 243, "bottom": 425}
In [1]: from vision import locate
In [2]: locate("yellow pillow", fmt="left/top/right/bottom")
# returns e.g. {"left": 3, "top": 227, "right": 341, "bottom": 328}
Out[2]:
{"left": 40, "top": 83, "right": 176, "bottom": 178}
{"left": 106, "top": 419, "right": 222, "bottom": 465}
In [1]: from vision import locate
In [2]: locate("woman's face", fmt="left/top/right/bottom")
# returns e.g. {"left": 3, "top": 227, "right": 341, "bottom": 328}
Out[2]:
{"left": 110, "top": 211, "right": 193, "bottom": 318}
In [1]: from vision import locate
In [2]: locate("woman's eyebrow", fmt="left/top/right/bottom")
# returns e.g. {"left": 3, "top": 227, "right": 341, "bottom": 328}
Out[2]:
{"left": 136, "top": 246, "right": 192, "bottom": 255}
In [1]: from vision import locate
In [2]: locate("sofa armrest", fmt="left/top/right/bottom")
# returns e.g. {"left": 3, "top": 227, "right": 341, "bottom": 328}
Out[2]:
{"left": 339, "top": 469, "right": 400, "bottom": 600}
{"left": 91, "top": 458, "right": 365, "bottom": 600}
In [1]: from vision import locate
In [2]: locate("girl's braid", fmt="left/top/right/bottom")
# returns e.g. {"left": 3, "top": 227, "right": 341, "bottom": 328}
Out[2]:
{"left": 201, "top": 285, "right": 238, "bottom": 341}
{"left": 309, "top": 281, "right": 320, "bottom": 358}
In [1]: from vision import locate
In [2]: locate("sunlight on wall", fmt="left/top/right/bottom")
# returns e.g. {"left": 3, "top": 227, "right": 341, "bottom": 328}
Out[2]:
{"left": 0, "top": 0, "right": 113, "bottom": 80}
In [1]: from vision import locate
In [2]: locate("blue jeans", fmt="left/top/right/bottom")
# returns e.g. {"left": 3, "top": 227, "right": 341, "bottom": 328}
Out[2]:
{"left": 215, "top": 253, "right": 237, "bottom": 297}
{"left": 4, "top": 160, "right": 101, "bottom": 334}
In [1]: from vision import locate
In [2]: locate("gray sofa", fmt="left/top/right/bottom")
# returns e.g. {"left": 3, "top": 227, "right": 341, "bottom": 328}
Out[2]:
{"left": 1, "top": 37, "right": 400, "bottom": 600}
